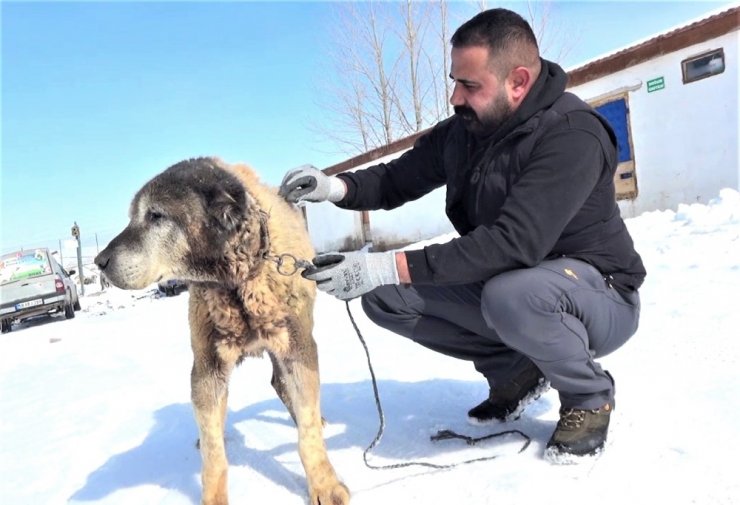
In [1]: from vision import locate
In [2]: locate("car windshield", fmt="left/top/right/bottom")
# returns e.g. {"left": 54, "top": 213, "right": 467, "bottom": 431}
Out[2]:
{"left": 0, "top": 250, "right": 52, "bottom": 285}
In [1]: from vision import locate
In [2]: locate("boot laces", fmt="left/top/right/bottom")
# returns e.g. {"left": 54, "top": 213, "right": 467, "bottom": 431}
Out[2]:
{"left": 558, "top": 408, "right": 599, "bottom": 430}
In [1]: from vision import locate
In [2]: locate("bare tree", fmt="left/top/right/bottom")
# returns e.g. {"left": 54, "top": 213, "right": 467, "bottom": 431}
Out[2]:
{"left": 421, "top": 0, "right": 453, "bottom": 122}
{"left": 399, "top": 0, "right": 424, "bottom": 133}
{"left": 314, "top": 1, "right": 453, "bottom": 156}
{"left": 313, "top": 0, "right": 579, "bottom": 157}
{"left": 367, "top": 5, "right": 396, "bottom": 146}
{"left": 476, "top": 1, "right": 578, "bottom": 63}
{"left": 312, "top": 2, "right": 403, "bottom": 154}
{"left": 438, "top": 0, "right": 452, "bottom": 118}
{"left": 391, "top": 0, "right": 451, "bottom": 138}
{"left": 522, "top": 1, "right": 579, "bottom": 64}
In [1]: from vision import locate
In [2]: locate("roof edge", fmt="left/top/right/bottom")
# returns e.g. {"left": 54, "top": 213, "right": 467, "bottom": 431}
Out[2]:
{"left": 324, "top": 129, "right": 430, "bottom": 176}
{"left": 568, "top": 5, "right": 739, "bottom": 87}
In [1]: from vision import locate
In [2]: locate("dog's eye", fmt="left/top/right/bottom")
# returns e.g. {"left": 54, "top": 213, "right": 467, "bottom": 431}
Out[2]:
{"left": 146, "top": 210, "right": 165, "bottom": 223}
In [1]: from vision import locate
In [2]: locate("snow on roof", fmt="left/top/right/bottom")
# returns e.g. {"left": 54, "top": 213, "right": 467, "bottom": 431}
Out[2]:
{"left": 567, "top": 3, "right": 739, "bottom": 72}
{"left": 566, "top": 4, "right": 739, "bottom": 84}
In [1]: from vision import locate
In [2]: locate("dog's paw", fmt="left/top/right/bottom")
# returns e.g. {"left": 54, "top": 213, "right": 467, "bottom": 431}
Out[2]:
{"left": 311, "top": 481, "right": 350, "bottom": 505}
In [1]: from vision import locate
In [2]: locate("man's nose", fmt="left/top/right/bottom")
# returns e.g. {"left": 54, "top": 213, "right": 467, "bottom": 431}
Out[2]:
{"left": 450, "top": 83, "right": 464, "bottom": 107}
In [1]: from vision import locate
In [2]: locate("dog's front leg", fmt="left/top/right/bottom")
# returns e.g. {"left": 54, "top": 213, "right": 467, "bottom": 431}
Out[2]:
{"left": 191, "top": 356, "right": 233, "bottom": 505}
{"left": 275, "top": 338, "right": 350, "bottom": 505}
{"left": 189, "top": 288, "right": 240, "bottom": 505}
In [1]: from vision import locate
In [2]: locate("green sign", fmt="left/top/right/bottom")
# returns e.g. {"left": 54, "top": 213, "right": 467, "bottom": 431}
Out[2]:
{"left": 647, "top": 76, "right": 665, "bottom": 93}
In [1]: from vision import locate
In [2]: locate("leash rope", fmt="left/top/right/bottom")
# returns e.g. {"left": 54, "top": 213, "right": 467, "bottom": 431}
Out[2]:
{"left": 344, "top": 300, "right": 532, "bottom": 470}
{"left": 258, "top": 239, "right": 533, "bottom": 469}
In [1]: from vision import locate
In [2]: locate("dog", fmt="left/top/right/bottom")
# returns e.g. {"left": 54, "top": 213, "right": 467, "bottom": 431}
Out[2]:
{"left": 95, "top": 157, "right": 349, "bottom": 505}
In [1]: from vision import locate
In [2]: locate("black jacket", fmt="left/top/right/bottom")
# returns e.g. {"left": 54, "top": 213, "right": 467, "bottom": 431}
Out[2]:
{"left": 336, "top": 59, "right": 646, "bottom": 295}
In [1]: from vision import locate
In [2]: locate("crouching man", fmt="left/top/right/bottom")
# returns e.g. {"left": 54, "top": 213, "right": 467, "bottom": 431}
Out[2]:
{"left": 281, "top": 8, "right": 645, "bottom": 462}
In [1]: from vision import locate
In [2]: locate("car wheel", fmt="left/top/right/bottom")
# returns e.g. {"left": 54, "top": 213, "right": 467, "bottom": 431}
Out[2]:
{"left": 1, "top": 319, "right": 11, "bottom": 334}
{"left": 64, "top": 301, "right": 75, "bottom": 319}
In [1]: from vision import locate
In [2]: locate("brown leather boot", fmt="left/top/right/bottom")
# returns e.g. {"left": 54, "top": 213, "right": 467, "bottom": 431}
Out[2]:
{"left": 545, "top": 403, "right": 612, "bottom": 463}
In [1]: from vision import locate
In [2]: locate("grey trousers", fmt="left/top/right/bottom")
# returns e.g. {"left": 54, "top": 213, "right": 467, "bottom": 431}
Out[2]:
{"left": 361, "top": 257, "right": 641, "bottom": 410}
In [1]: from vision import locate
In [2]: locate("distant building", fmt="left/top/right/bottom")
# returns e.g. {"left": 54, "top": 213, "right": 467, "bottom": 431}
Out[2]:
{"left": 306, "top": 6, "right": 739, "bottom": 253}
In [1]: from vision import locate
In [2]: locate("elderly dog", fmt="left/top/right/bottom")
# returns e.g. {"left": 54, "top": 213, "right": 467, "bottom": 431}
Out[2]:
{"left": 95, "top": 158, "right": 349, "bottom": 505}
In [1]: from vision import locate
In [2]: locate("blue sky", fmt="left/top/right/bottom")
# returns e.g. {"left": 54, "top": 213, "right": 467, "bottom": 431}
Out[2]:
{"left": 1, "top": 0, "right": 734, "bottom": 254}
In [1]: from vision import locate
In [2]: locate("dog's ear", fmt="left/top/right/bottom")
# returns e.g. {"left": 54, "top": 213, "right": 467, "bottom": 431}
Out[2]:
{"left": 208, "top": 188, "right": 247, "bottom": 233}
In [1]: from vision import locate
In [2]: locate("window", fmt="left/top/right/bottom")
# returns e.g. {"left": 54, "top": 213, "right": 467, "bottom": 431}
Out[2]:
{"left": 593, "top": 96, "right": 638, "bottom": 200}
{"left": 0, "top": 250, "right": 52, "bottom": 285}
{"left": 682, "top": 48, "right": 725, "bottom": 84}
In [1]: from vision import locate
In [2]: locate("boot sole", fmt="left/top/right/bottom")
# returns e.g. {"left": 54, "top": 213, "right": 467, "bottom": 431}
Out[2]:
{"left": 544, "top": 444, "right": 604, "bottom": 465}
{"left": 467, "top": 379, "right": 551, "bottom": 426}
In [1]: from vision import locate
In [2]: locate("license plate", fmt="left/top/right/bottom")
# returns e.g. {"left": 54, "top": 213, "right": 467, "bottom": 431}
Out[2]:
{"left": 15, "top": 299, "right": 43, "bottom": 310}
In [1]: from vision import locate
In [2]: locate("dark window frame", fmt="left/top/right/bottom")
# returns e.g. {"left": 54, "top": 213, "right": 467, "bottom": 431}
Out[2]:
{"left": 681, "top": 48, "right": 725, "bottom": 84}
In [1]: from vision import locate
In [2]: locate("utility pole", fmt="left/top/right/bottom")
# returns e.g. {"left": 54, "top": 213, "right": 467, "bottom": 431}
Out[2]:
{"left": 71, "top": 222, "right": 85, "bottom": 296}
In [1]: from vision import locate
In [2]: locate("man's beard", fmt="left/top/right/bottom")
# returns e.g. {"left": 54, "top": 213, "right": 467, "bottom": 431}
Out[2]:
{"left": 454, "top": 91, "right": 513, "bottom": 136}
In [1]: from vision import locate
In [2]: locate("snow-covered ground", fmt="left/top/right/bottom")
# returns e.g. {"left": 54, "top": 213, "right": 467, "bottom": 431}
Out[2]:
{"left": 1, "top": 189, "right": 739, "bottom": 505}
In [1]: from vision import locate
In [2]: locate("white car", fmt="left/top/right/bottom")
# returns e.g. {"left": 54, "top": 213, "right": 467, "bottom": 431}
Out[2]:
{"left": 0, "top": 248, "right": 80, "bottom": 333}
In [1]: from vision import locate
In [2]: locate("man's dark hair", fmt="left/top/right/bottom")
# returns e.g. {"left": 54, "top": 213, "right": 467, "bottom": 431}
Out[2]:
{"left": 451, "top": 8, "right": 540, "bottom": 77}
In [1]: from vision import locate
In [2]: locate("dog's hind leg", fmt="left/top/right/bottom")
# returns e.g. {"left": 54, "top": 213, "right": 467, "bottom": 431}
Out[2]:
{"left": 273, "top": 334, "right": 350, "bottom": 505}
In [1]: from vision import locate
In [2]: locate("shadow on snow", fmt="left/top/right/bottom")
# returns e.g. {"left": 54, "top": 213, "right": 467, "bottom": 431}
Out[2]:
{"left": 70, "top": 378, "right": 556, "bottom": 503}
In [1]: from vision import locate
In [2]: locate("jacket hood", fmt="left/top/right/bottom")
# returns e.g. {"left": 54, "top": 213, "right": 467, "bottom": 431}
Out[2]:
{"left": 516, "top": 58, "right": 568, "bottom": 123}
{"left": 479, "top": 58, "right": 567, "bottom": 145}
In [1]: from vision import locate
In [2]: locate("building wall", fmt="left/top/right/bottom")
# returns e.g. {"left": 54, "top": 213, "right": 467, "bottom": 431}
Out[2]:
{"left": 568, "top": 30, "right": 739, "bottom": 217}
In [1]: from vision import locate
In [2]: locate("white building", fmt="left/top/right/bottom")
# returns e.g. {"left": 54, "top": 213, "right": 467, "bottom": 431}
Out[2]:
{"left": 306, "top": 6, "right": 739, "bottom": 253}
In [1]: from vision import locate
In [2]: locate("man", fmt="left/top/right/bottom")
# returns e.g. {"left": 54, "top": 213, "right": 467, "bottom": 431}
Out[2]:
{"left": 280, "top": 8, "right": 645, "bottom": 463}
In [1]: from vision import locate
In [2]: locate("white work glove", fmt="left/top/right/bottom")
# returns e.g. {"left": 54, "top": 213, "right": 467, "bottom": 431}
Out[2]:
{"left": 302, "top": 251, "right": 399, "bottom": 301}
{"left": 278, "top": 164, "right": 347, "bottom": 205}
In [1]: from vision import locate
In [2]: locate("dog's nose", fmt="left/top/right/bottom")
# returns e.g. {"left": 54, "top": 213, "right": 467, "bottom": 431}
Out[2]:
{"left": 95, "top": 251, "right": 110, "bottom": 271}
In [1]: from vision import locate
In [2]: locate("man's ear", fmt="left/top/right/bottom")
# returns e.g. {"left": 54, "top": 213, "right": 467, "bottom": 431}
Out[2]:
{"left": 507, "top": 66, "right": 533, "bottom": 106}
{"left": 208, "top": 188, "right": 248, "bottom": 233}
